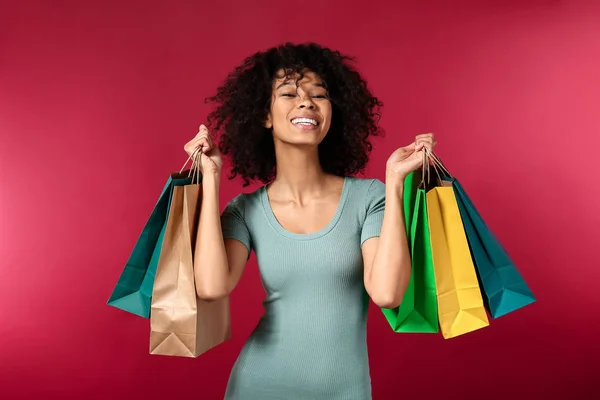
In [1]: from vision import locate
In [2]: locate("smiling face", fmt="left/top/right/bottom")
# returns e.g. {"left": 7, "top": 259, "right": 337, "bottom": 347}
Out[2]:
{"left": 265, "top": 69, "right": 332, "bottom": 147}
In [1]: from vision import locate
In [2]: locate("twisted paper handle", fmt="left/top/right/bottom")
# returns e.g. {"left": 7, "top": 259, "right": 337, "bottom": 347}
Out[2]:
{"left": 420, "top": 146, "right": 453, "bottom": 189}
{"left": 179, "top": 147, "right": 203, "bottom": 185}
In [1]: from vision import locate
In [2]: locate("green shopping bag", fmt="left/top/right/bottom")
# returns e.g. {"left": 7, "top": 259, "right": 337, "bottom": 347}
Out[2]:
{"left": 381, "top": 171, "right": 438, "bottom": 333}
{"left": 107, "top": 170, "right": 197, "bottom": 318}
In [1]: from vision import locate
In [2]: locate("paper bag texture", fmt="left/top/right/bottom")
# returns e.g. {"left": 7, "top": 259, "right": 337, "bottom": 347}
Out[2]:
{"left": 150, "top": 179, "right": 231, "bottom": 357}
{"left": 426, "top": 186, "right": 489, "bottom": 339}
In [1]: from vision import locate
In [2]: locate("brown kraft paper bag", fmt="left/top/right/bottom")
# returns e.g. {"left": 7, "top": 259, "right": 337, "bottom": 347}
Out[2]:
{"left": 150, "top": 169, "right": 231, "bottom": 357}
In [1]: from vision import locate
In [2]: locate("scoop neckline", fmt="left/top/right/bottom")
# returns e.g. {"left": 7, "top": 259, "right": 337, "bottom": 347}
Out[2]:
{"left": 260, "top": 176, "right": 350, "bottom": 241}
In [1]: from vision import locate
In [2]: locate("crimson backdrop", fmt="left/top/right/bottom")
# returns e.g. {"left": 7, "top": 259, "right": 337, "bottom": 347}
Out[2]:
{"left": 1, "top": 0, "right": 599, "bottom": 399}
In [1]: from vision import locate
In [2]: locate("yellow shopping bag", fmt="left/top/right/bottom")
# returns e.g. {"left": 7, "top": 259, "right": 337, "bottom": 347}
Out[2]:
{"left": 426, "top": 184, "right": 489, "bottom": 339}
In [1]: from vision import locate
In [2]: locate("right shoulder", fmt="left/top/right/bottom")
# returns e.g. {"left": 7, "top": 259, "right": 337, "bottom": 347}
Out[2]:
{"left": 222, "top": 186, "right": 263, "bottom": 217}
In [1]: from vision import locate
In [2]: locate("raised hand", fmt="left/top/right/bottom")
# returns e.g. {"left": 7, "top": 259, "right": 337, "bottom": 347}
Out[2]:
{"left": 183, "top": 124, "right": 223, "bottom": 176}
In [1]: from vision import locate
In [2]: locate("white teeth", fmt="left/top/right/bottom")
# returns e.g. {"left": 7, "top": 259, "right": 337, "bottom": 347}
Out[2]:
{"left": 292, "top": 118, "right": 318, "bottom": 126}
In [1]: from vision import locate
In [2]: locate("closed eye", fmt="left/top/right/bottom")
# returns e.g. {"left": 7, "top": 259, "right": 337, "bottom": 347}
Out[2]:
{"left": 281, "top": 93, "right": 328, "bottom": 99}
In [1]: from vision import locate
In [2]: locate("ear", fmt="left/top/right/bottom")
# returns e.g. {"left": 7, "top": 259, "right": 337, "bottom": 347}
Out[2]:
{"left": 265, "top": 113, "right": 273, "bottom": 129}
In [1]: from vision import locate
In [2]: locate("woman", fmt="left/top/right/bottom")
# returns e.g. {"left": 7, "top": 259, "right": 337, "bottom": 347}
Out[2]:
{"left": 184, "top": 42, "right": 434, "bottom": 399}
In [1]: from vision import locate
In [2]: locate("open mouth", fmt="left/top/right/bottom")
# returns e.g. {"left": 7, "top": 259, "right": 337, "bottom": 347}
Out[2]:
{"left": 291, "top": 117, "right": 319, "bottom": 127}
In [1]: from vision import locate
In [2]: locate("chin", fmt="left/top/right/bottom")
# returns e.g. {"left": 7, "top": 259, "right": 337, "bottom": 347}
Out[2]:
{"left": 277, "top": 132, "right": 325, "bottom": 147}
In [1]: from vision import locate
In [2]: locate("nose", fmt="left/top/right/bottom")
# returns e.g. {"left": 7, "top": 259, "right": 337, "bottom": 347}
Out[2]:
{"left": 297, "top": 94, "right": 316, "bottom": 110}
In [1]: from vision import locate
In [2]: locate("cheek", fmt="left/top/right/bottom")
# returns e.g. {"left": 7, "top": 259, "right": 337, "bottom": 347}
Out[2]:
{"left": 272, "top": 102, "right": 292, "bottom": 124}
{"left": 322, "top": 104, "right": 333, "bottom": 130}
{"left": 322, "top": 102, "right": 332, "bottom": 117}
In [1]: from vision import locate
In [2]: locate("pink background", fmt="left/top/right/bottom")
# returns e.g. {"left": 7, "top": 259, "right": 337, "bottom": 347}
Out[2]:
{"left": 1, "top": 0, "right": 598, "bottom": 398}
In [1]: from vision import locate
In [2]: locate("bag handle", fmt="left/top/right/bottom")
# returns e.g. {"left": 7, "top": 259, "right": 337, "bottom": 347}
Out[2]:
{"left": 419, "top": 146, "right": 454, "bottom": 190}
{"left": 425, "top": 147, "right": 452, "bottom": 179}
{"left": 179, "top": 147, "right": 203, "bottom": 185}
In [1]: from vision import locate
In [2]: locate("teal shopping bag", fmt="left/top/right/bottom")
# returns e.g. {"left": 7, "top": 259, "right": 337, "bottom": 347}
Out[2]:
{"left": 424, "top": 149, "right": 536, "bottom": 319}
{"left": 381, "top": 171, "right": 438, "bottom": 333}
{"left": 107, "top": 170, "right": 196, "bottom": 318}
{"left": 449, "top": 178, "right": 536, "bottom": 318}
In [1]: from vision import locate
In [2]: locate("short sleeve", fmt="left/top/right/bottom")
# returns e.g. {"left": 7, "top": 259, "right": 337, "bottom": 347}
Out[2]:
{"left": 360, "top": 179, "right": 386, "bottom": 245}
{"left": 221, "top": 194, "right": 252, "bottom": 255}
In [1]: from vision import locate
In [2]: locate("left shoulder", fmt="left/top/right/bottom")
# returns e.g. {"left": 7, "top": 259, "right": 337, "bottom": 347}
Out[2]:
{"left": 346, "top": 175, "right": 384, "bottom": 190}
{"left": 346, "top": 177, "right": 386, "bottom": 245}
{"left": 344, "top": 176, "right": 386, "bottom": 215}
{"left": 346, "top": 176, "right": 385, "bottom": 196}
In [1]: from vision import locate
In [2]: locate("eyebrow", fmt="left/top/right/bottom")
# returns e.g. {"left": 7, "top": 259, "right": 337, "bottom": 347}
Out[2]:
{"left": 276, "top": 81, "right": 326, "bottom": 90}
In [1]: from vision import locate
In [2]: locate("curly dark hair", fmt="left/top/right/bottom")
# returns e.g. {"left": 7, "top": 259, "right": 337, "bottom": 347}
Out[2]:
{"left": 206, "top": 42, "right": 384, "bottom": 187}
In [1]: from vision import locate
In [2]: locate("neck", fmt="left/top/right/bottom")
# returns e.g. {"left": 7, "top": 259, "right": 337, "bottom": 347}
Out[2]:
{"left": 270, "top": 141, "right": 329, "bottom": 200}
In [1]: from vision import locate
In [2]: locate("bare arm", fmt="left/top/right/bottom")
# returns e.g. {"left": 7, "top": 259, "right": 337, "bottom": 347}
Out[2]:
{"left": 185, "top": 124, "right": 249, "bottom": 301}
{"left": 194, "top": 172, "right": 249, "bottom": 301}
{"left": 362, "top": 181, "right": 411, "bottom": 309}
{"left": 362, "top": 132, "right": 435, "bottom": 309}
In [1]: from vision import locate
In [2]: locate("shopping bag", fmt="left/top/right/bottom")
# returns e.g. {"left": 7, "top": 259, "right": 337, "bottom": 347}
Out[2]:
{"left": 427, "top": 152, "right": 536, "bottom": 319}
{"left": 426, "top": 168, "right": 489, "bottom": 339}
{"left": 107, "top": 174, "right": 193, "bottom": 318}
{"left": 448, "top": 179, "right": 536, "bottom": 318}
{"left": 150, "top": 164, "right": 231, "bottom": 358}
{"left": 381, "top": 171, "right": 438, "bottom": 333}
